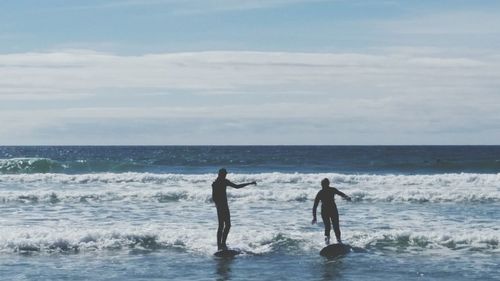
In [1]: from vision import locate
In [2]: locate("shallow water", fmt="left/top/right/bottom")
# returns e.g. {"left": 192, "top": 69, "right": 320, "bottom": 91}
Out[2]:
{"left": 0, "top": 146, "right": 499, "bottom": 280}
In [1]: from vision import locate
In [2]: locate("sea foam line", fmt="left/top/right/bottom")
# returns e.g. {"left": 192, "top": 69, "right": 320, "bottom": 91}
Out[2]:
{"left": 1, "top": 172, "right": 499, "bottom": 203}
{"left": 1, "top": 172, "right": 500, "bottom": 185}
{"left": 0, "top": 226, "right": 497, "bottom": 255}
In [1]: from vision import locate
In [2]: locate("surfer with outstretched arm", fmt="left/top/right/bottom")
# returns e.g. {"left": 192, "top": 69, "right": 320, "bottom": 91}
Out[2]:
{"left": 312, "top": 178, "right": 351, "bottom": 245}
{"left": 212, "top": 168, "right": 256, "bottom": 251}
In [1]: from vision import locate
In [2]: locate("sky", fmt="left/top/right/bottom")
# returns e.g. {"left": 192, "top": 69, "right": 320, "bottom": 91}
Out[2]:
{"left": 1, "top": 0, "right": 499, "bottom": 145}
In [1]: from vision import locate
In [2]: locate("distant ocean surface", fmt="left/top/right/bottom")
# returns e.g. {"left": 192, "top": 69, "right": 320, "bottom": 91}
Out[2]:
{"left": 0, "top": 146, "right": 499, "bottom": 280}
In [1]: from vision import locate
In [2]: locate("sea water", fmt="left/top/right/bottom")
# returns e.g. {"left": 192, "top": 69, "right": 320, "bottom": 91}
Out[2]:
{"left": 0, "top": 146, "right": 499, "bottom": 280}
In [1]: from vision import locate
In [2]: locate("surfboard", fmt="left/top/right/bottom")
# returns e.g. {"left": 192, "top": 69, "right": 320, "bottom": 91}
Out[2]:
{"left": 214, "top": 249, "right": 241, "bottom": 258}
{"left": 319, "top": 243, "right": 352, "bottom": 258}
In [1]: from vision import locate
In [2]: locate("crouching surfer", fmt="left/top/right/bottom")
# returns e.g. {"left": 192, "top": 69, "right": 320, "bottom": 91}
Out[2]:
{"left": 312, "top": 178, "right": 351, "bottom": 245}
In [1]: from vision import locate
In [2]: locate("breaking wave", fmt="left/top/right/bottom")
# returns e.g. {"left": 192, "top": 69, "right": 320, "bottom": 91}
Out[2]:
{"left": 354, "top": 230, "right": 500, "bottom": 253}
{"left": 1, "top": 228, "right": 497, "bottom": 256}
{"left": 0, "top": 158, "right": 62, "bottom": 174}
{"left": 1, "top": 172, "right": 499, "bottom": 204}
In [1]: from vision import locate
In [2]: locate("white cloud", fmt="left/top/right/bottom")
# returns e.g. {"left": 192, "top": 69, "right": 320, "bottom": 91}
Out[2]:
{"left": 51, "top": 0, "right": 327, "bottom": 14}
{"left": 376, "top": 10, "right": 500, "bottom": 35}
{"left": 1, "top": 49, "right": 497, "bottom": 96}
{"left": 1, "top": 49, "right": 499, "bottom": 144}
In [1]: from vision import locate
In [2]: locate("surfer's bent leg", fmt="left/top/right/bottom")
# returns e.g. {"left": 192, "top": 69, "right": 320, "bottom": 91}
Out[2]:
{"left": 216, "top": 204, "right": 223, "bottom": 250}
{"left": 216, "top": 202, "right": 230, "bottom": 250}
{"left": 332, "top": 208, "right": 341, "bottom": 243}
{"left": 220, "top": 205, "right": 231, "bottom": 249}
{"left": 321, "top": 211, "right": 331, "bottom": 238}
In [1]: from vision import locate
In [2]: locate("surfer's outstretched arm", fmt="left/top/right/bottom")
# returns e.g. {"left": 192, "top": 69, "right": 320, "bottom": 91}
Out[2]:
{"left": 227, "top": 180, "right": 257, "bottom": 189}
{"left": 312, "top": 191, "right": 320, "bottom": 224}
{"left": 332, "top": 188, "right": 351, "bottom": 201}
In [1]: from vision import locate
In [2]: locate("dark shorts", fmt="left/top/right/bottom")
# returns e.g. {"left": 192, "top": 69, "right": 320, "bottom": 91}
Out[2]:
{"left": 321, "top": 206, "right": 339, "bottom": 218}
{"left": 215, "top": 201, "right": 230, "bottom": 225}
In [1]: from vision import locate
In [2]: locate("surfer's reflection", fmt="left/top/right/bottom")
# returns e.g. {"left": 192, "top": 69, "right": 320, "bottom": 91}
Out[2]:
{"left": 321, "top": 259, "right": 343, "bottom": 281}
{"left": 215, "top": 257, "right": 234, "bottom": 281}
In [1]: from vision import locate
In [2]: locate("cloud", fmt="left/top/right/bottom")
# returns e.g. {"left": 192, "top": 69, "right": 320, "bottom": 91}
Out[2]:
{"left": 375, "top": 10, "right": 500, "bottom": 35}
{"left": 51, "top": 0, "right": 327, "bottom": 14}
{"left": 1, "top": 49, "right": 497, "bottom": 96}
{"left": 1, "top": 49, "right": 499, "bottom": 144}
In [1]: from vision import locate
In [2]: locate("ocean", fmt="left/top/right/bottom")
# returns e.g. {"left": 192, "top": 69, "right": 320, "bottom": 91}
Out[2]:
{"left": 0, "top": 146, "right": 499, "bottom": 280}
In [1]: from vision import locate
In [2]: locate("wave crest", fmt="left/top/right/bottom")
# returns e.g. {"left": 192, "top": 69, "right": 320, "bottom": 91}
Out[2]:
{"left": 1, "top": 172, "right": 500, "bottom": 204}
{"left": 2, "top": 228, "right": 498, "bottom": 255}
{"left": 0, "top": 158, "right": 61, "bottom": 174}
{"left": 7, "top": 232, "right": 184, "bottom": 254}
{"left": 352, "top": 230, "right": 500, "bottom": 253}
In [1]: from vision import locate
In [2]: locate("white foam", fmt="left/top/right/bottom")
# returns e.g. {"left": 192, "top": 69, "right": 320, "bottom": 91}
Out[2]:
{"left": 0, "top": 171, "right": 498, "bottom": 257}
{"left": 1, "top": 172, "right": 499, "bottom": 203}
{"left": 0, "top": 224, "right": 497, "bottom": 255}
{"left": 347, "top": 228, "right": 500, "bottom": 253}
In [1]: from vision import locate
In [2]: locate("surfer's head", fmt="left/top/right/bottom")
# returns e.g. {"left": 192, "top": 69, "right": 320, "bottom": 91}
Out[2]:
{"left": 218, "top": 168, "right": 227, "bottom": 179}
{"left": 321, "top": 178, "right": 329, "bottom": 188}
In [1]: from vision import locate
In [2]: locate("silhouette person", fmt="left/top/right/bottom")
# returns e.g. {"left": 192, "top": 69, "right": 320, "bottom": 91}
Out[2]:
{"left": 312, "top": 178, "right": 351, "bottom": 245}
{"left": 212, "top": 168, "right": 256, "bottom": 251}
